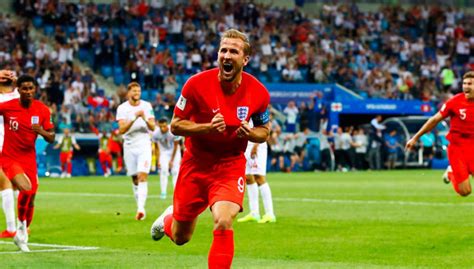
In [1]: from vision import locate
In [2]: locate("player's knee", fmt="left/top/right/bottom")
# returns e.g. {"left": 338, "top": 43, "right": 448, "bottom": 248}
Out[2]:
{"left": 214, "top": 216, "right": 233, "bottom": 230}
{"left": 245, "top": 176, "right": 255, "bottom": 184}
{"left": 255, "top": 176, "right": 266, "bottom": 185}
{"left": 16, "top": 181, "right": 31, "bottom": 192}
{"left": 137, "top": 173, "right": 148, "bottom": 182}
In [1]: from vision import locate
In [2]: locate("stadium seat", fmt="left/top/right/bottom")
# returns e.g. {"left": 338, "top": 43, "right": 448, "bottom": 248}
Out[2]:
{"left": 43, "top": 25, "right": 55, "bottom": 36}
{"left": 121, "top": 27, "right": 131, "bottom": 38}
{"left": 112, "top": 27, "right": 121, "bottom": 36}
{"left": 114, "top": 73, "right": 124, "bottom": 85}
{"left": 32, "top": 16, "right": 43, "bottom": 28}
{"left": 66, "top": 25, "right": 76, "bottom": 36}
{"left": 101, "top": 65, "right": 113, "bottom": 78}
{"left": 268, "top": 68, "right": 281, "bottom": 82}
{"left": 114, "top": 66, "right": 123, "bottom": 75}
{"left": 78, "top": 48, "right": 90, "bottom": 62}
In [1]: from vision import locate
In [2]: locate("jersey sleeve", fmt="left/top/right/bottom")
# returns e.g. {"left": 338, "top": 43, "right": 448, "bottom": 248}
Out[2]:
{"left": 116, "top": 105, "right": 126, "bottom": 121}
{"left": 173, "top": 79, "right": 196, "bottom": 119}
{"left": 0, "top": 99, "right": 12, "bottom": 114}
{"left": 145, "top": 102, "right": 155, "bottom": 119}
{"left": 151, "top": 129, "right": 159, "bottom": 142}
{"left": 42, "top": 105, "right": 54, "bottom": 130}
{"left": 439, "top": 99, "right": 453, "bottom": 118}
{"left": 71, "top": 136, "right": 77, "bottom": 144}
{"left": 251, "top": 86, "right": 271, "bottom": 126}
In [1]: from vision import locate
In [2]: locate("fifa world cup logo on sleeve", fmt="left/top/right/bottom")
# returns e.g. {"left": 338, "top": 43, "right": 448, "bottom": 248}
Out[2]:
{"left": 31, "top": 116, "right": 39, "bottom": 125}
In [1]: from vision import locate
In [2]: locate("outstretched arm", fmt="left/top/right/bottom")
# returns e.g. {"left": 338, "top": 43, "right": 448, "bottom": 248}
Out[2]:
{"left": 405, "top": 112, "right": 444, "bottom": 151}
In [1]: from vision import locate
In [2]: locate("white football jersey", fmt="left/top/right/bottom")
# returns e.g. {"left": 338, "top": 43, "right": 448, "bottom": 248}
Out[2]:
{"left": 0, "top": 89, "right": 20, "bottom": 152}
{"left": 116, "top": 100, "right": 154, "bottom": 147}
{"left": 152, "top": 126, "right": 182, "bottom": 154}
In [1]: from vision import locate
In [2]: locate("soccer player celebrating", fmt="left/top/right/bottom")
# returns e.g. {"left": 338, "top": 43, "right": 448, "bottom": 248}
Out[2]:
{"left": 0, "top": 70, "right": 20, "bottom": 238}
{"left": 0, "top": 75, "right": 55, "bottom": 252}
{"left": 151, "top": 118, "right": 182, "bottom": 199}
{"left": 406, "top": 71, "right": 474, "bottom": 196}
{"left": 238, "top": 137, "right": 276, "bottom": 224}
{"left": 116, "top": 82, "right": 155, "bottom": 220}
{"left": 54, "top": 128, "right": 80, "bottom": 178}
{"left": 151, "top": 29, "right": 270, "bottom": 269}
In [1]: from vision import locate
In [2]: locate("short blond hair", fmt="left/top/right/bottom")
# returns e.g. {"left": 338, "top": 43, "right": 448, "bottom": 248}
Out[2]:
{"left": 220, "top": 29, "right": 251, "bottom": 56}
{"left": 463, "top": 71, "right": 474, "bottom": 80}
{"left": 127, "top": 82, "right": 141, "bottom": 91}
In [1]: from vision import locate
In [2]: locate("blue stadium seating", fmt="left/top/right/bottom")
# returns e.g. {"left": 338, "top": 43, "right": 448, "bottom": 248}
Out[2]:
{"left": 32, "top": 16, "right": 43, "bottom": 28}
{"left": 114, "top": 73, "right": 124, "bottom": 85}
{"left": 43, "top": 25, "right": 55, "bottom": 36}
{"left": 101, "top": 65, "right": 113, "bottom": 78}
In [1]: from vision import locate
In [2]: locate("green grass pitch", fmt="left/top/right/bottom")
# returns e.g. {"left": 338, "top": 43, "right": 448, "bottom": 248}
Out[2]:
{"left": 0, "top": 170, "right": 472, "bottom": 268}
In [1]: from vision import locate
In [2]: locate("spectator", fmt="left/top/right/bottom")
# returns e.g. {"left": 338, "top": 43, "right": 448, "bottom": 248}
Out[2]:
{"left": 283, "top": 100, "right": 299, "bottom": 133}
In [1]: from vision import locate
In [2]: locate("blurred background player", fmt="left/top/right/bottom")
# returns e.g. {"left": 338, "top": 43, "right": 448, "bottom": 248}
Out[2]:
{"left": 109, "top": 129, "right": 123, "bottom": 173}
{"left": 54, "top": 128, "right": 80, "bottom": 178}
{"left": 406, "top": 71, "right": 474, "bottom": 197}
{"left": 0, "top": 69, "right": 19, "bottom": 238}
{"left": 116, "top": 82, "right": 155, "bottom": 220}
{"left": 98, "top": 129, "right": 113, "bottom": 177}
{"left": 152, "top": 117, "right": 182, "bottom": 199}
{"left": 0, "top": 75, "right": 55, "bottom": 252}
{"left": 238, "top": 130, "right": 276, "bottom": 224}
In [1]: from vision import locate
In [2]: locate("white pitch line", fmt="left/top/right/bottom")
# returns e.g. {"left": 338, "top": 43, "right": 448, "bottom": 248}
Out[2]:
{"left": 41, "top": 192, "right": 474, "bottom": 207}
{"left": 274, "top": 197, "right": 474, "bottom": 207}
{"left": 0, "top": 241, "right": 99, "bottom": 254}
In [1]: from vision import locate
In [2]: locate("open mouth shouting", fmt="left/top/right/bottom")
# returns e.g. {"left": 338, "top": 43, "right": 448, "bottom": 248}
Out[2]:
{"left": 221, "top": 62, "right": 235, "bottom": 79}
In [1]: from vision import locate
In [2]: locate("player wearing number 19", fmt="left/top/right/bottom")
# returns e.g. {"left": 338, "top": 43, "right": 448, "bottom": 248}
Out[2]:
{"left": 150, "top": 29, "right": 270, "bottom": 269}
{"left": 0, "top": 75, "right": 55, "bottom": 252}
{"left": 406, "top": 71, "right": 474, "bottom": 197}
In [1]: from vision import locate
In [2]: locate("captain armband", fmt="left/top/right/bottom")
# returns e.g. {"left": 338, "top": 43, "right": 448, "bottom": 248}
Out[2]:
{"left": 251, "top": 108, "right": 269, "bottom": 126}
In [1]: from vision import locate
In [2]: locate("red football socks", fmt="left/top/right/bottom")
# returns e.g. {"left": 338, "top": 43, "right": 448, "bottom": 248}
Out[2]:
{"left": 18, "top": 192, "right": 35, "bottom": 226}
{"left": 163, "top": 214, "right": 174, "bottom": 240}
{"left": 208, "top": 229, "right": 234, "bottom": 269}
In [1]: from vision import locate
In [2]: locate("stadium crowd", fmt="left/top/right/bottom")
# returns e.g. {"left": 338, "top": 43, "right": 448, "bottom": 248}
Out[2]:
{"left": 0, "top": 0, "right": 472, "bottom": 172}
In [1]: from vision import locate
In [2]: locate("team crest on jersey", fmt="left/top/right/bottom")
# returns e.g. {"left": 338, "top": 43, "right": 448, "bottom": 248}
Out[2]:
{"left": 237, "top": 106, "right": 249, "bottom": 121}
{"left": 31, "top": 116, "right": 39, "bottom": 124}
